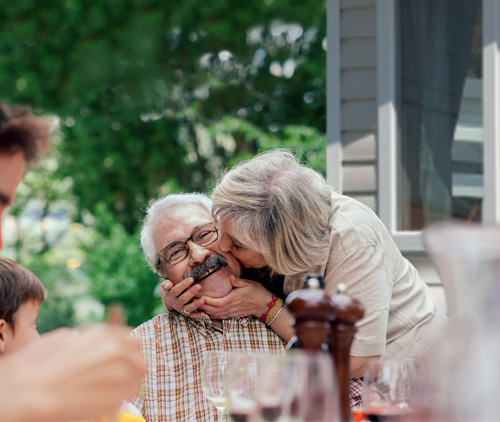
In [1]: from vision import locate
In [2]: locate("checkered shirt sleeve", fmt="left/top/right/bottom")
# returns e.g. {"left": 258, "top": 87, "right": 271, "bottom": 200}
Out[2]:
{"left": 349, "top": 377, "right": 365, "bottom": 409}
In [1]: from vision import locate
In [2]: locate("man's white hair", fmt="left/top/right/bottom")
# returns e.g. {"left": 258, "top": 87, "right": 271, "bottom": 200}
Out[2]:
{"left": 140, "top": 193, "right": 212, "bottom": 272}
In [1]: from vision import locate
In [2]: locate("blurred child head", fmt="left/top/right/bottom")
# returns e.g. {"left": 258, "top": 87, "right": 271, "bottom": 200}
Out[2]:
{"left": 0, "top": 257, "right": 45, "bottom": 354}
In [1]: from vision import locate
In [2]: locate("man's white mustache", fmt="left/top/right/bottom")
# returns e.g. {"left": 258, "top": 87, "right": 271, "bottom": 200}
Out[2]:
{"left": 184, "top": 253, "right": 228, "bottom": 282}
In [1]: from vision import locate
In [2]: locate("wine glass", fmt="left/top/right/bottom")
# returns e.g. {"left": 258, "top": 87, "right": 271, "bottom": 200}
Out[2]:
{"left": 282, "top": 350, "right": 339, "bottom": 422}
{"left": 363, "top": 358, "right": 422, "bottom": 421}
{"left": 256, "top": 354, "right": 288, "bottom": 422}
{"left": 226, "top": 353, "right": 259, "bottom": 422}
{"left": 201, "top": 351, "right": 229, "bottom": 421}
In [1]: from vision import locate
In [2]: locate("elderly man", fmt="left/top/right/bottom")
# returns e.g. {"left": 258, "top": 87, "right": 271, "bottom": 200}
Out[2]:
{"left": 129, "top": 193, "right": 286, "bottom": 421}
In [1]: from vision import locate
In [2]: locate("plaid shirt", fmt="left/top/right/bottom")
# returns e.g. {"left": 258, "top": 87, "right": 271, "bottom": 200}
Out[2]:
{"left": 349, "top": 378, "right": 364, "bottom": 408}
{"left": 128, "top": 312, "right": 286, "bottom": 422}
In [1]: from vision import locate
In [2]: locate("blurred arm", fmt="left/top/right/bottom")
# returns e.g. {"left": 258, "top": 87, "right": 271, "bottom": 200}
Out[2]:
{"left": 0, "top": 325, "right": 145, "bottom": 421}
{"left": 350, "top": 355, "right": 380, "bottom": 379}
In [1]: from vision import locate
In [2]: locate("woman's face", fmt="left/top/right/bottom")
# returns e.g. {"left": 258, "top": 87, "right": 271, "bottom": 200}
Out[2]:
{"left": 217, "top": 225, "right": 267, "bottom": 269}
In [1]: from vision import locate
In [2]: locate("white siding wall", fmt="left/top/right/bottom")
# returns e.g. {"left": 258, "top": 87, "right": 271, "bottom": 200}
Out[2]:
{"left": 333, "top": 0, "right": 447, "bottom": 312}
{"left": 338, "top": 0, "right": 378, "bottom": 211}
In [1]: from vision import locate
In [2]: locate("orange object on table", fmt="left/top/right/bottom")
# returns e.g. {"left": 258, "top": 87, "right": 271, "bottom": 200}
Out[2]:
{"left": 87, "top": 404, "right": 145, "bottom": 422}
{"left": 351, "top": 408, "right": 368, "bottom": 422}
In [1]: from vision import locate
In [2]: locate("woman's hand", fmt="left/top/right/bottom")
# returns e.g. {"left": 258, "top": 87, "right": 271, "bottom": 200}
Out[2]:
{"left": 159, "top": 278, "right": 207, "bottom": 319}
{"left": 199, "top": 275, "right": 274, "bottom": 320}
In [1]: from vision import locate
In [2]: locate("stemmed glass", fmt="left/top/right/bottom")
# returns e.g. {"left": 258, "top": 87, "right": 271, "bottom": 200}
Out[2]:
{"left": 363, "top": 358, "right": 422, "bottom": 421}
{"left": 256, "top": 354, "right": 289, "bottom": 422}
{"left": 201, "top": 351, "right": 229, "bottom": 421}
{"left": 284, "top": 351, "right": 339, "bottom": 422}
{"left": 226, "top": 353, "right": 259, "bottom": 422}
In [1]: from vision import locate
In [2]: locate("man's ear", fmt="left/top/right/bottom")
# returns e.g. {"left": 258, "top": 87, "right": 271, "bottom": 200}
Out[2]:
{"left": 0, "top": 319, "right": 8, "bottom": 353}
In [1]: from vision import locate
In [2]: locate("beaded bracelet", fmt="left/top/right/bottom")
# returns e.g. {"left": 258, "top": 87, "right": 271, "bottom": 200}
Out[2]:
{"left": 265, "top": 298, "right": 283, "bottom": 325}
{"left": 266, "top": 299, "right": 284, "bottom": 326}
{"left": 259, "top": 294, "right": 278, "bottom": 322}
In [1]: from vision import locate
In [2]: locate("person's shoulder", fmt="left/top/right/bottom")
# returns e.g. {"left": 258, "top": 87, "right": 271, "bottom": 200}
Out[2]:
{"left": 132, "top": 313, "right": 178, "bottom": 338}
{"left": 330, "top": 192, "right": 390, "bottom": 252}
{"left": 331, "top": 192, "right": 378, "bottom": 221}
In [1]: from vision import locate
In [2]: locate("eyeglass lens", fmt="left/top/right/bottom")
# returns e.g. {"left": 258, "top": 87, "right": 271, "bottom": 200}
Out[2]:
{"left": 162, "top": 223, "right": 218, "bottom": 265}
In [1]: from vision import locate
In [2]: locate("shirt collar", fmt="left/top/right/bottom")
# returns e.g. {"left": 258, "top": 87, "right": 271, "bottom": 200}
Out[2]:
{"left": 170, "top": 310, "right": 253, "bottom": 335}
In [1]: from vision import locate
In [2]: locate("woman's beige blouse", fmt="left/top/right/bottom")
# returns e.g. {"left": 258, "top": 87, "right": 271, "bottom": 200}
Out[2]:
{"left": 284, "top": 192, "right": 447, "bottom": 359}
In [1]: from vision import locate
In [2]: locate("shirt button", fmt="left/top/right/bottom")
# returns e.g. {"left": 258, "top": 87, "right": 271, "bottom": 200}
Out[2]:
{"left": 225, "top": 332, "right": 231, "bottom": 338}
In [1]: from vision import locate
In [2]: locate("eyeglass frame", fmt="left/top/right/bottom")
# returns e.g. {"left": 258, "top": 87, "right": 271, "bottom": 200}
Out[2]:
{"left": 155, "top": 222, "right": 219, "bottom": 275}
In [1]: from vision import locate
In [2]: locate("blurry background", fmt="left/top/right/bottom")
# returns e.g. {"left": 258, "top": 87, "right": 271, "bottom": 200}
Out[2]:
{"left": 0, "top": 0, "right": 326, "bottom": 331}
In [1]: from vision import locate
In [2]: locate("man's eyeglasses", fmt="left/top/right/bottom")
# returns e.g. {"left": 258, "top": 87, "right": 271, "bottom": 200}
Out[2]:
{"left": 155, "top": 222, "right": 218, "bottom": 278}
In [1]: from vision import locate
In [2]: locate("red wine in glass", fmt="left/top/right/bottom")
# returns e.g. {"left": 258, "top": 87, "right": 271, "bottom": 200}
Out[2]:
{"left": 260, "top": 405, "right": 281, "bottom": 421}
{"left": 365, "top": 406, "right": 406, "bottom": 422}
{"left": 229, "top": 411, "right": 252, "bottom": 422}
{"left": 228, "top": 397, "right": 257, "bottom": 422}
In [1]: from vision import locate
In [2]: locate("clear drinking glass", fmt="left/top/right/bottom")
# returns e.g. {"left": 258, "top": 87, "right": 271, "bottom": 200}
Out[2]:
{"left": 226, "top": 353, "right": 259, "bottom": 422}
{"left": 281, "top": 350, "right": 339, "bottom": 422}
{"left": 422, "top": 223, "right": 500, "bottom": 420}
{"left": 363, "top": 358, "right": 422, "bottom": 422}
{"left": 256, "top": 354, "right": 289, "bottom": 422}
{"left": 202, "top": 351, "right": 229, "bottom": 422}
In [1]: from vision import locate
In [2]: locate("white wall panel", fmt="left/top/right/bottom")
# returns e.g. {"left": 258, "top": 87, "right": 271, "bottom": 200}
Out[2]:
{"left": 341, "top": 100, "right": 377, "bottom": 131}
{"left": 342, "top": 69, "right": 377, "bottom": 99}
{"left": 340, "top": 0, "right": 375, "bottom": 9}
{"left": 341, "top": 8, "right": 376, "bottom": 38}
{"left": 341, "top": 39, "right": 377, "bottom": 69}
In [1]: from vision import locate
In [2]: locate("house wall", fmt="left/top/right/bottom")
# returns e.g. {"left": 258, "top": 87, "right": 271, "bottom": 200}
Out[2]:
{"left": 334, "top": 0, "right": 448, "bottom": 312}
{"left": 339, "top": 0, "right": 377, "bottom": 211}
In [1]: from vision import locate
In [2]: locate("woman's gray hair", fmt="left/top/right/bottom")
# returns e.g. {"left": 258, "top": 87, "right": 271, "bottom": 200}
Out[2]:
{"left": 211, "top": 149, "right": 334, "bottom": 277}
{"left": 140, "top": 193, "right": 212, "bottom": 272}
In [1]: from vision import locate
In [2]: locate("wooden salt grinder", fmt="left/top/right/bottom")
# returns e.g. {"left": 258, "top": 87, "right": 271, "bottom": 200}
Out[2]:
{"left": 285, "top": 274, "right": 337, "bottom": 352}
{"left": 328, "top": 284, "right": 365, "bottom": 422}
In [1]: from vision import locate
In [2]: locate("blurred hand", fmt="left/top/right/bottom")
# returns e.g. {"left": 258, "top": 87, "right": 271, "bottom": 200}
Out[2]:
{"left": 199, "top": 275, "right": 273, "bottom": 320}
{"left": 160, "top": 278, "right": 207, "bottom": 319}
{"left": 0, "top": 324, "right": 145, "bottom": 421}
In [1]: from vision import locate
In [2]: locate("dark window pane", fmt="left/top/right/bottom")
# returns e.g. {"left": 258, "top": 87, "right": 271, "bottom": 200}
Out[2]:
{"left": 397, "top": 0, "right": 483, "bottom": 230}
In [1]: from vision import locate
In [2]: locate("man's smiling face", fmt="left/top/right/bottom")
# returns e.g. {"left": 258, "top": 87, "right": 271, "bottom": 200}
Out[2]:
{"left": 153, "top": 204, "right": 242, "bottom": 299}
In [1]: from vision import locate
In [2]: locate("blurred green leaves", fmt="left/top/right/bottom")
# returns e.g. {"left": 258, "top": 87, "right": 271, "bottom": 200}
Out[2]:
{"left": 82, "top": 202, "right": 161, "bottom": 328}
{"left": 0, "top": 0, "right": 326, "bottom": 330}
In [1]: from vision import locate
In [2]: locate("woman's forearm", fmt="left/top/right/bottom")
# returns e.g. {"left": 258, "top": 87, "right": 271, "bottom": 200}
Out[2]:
{"left": 268, "top": 306, "right": 295, "bottom": 343}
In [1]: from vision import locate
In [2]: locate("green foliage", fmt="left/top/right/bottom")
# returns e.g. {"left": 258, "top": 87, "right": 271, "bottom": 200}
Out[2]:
{"left": 1, "top": 143, "right": 83, "bottom": 332}
{"left": 82, "top": 203, "right": 161, "bottom": 328}
{"left": 0, "top": 0, "right": 326, "bottom": 232}
{"left": 0, "top": 1, "right": 326, "bottom": 330}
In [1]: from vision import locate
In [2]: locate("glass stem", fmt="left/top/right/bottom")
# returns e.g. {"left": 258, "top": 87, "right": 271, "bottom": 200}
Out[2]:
{"left": 217, "top": 407, "right": 224, "bottom": 421}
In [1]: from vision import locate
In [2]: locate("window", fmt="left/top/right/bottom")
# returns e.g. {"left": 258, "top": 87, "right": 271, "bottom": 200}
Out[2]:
{"left": 378, "top": 0, "right": 500, "bottom": 251}
{"left": 397, "top": 0, "right": 482, "bottom": 231}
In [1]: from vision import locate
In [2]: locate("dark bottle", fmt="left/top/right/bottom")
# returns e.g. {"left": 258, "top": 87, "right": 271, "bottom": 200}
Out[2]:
{"left": 328, "top": 283, "right": 365, "bottom": 422}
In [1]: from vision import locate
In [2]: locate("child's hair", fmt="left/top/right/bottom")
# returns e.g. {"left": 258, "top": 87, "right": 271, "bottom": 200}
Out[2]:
{"left": 0, "top": 257, "right": 45, "bottom": 330}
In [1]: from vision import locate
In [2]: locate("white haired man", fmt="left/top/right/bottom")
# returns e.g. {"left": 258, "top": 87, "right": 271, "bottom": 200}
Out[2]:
{"left": 128, "top": 193, "right": 286, "bottom": 421}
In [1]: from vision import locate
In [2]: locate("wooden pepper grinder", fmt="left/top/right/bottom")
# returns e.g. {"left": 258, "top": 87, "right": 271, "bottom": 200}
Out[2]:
{"left": 285, "top": 274, "right": 337, "bottom": 352}
{"left": 328, "top": 283, "right": 365, "bottom": 422}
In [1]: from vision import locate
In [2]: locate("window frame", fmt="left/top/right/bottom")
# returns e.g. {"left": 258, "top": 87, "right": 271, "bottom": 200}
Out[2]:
{"left": 376, "top": 0, "right": 500, "bottom": 252}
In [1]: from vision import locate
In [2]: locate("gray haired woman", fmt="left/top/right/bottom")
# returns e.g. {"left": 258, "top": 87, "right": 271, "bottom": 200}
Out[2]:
{"left": 161, "top": 149, "right": 446, "bottom": 394}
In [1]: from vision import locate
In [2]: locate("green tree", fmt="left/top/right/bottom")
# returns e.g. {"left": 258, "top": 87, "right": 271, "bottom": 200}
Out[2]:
{"left": 0, "top": 1, "right": 327, "bottom": 329}
{"left": 82, "top": 202, "right": 161, "bottom": 328}
{"left": 0, "top": 0, "right": 326, "bottom": 232}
